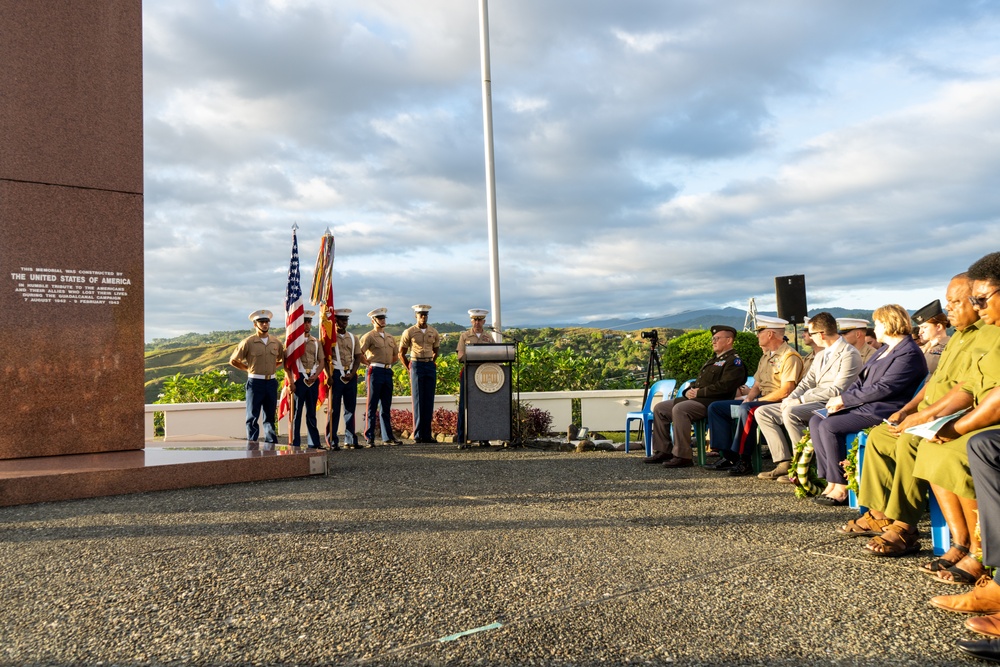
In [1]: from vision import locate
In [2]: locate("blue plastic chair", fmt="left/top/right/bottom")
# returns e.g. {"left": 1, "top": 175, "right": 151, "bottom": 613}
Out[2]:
{"left": 624, "top": 379, "right": 677, "bottom": 456}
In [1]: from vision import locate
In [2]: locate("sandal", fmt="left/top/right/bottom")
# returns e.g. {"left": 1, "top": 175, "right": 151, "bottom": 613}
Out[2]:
{"left": 865, "top": 524, "right": 921, "bottom": 557}
{"left": 838, "top": 511, "right": 893, "bottom": 536}
{"left": 935, "top": 558, "right": 985, "bottom": 586}
{"left": 919, "top": 545, "right": 970, "bottom": 575}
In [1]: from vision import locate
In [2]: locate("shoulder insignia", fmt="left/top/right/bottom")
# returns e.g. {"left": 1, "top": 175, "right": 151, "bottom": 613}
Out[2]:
{"left": 733, "top": 358, "right": 742, "bottom": 366}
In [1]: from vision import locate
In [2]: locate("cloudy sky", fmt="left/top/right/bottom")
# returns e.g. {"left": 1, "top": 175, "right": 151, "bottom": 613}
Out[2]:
{"left": 143, "top": 0, "right": 1000, "bottom": 341}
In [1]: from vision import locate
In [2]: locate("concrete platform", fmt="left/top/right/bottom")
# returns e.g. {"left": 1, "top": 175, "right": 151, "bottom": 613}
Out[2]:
{"left": 0, "top": 445, "right": 981, "bottom": 665}
{"left": 0, "top": 442, "right": 327, "bottom": 506}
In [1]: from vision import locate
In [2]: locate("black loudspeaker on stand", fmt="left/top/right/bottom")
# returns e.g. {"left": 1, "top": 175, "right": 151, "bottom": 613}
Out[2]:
{"left": 775, "top": 275, "right": 808, "bottom": 324}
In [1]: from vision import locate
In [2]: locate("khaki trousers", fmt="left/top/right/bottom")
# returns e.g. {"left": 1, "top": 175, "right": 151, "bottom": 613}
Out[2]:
{"left": 856, "top": 423, "right": 927, "bottom": 525}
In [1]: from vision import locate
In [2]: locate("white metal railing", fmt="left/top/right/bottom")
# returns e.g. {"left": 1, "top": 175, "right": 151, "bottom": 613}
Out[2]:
{"left": 145, "top": 389, "right": 649, "bottom": 441}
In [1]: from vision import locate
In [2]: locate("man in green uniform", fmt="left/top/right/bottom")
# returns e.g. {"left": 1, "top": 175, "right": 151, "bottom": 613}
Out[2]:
{"left": 844, "top": 274, "right": 981, "bottom": 544}
{"left": 643, "top": 325, "right": 747, "bottom": 468}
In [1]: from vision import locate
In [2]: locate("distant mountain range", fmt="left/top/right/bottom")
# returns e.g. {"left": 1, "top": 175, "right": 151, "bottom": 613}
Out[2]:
{"left": 539, "top": 306, "right": 877, "bottom": 332}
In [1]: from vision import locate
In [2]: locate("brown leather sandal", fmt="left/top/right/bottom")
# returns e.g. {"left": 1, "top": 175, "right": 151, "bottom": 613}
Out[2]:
{"left": 838, "top": 511, "right": 893, "bottom": 536}
{"left": 865, "top": 524, "right": 921, "bottom": 557}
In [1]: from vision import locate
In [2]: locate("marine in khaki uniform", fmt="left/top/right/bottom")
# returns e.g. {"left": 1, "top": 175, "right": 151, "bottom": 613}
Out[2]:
{"left": 456, "top": 309, "right": 493, "bottom": 448}
{"left": 838, "top": 318, "right": 878, "bottom": 365}
{"left": 229, "top": 309, "right": 285, "bottom": 445}
{"left": 705, "top": 315, "right": 804, "bottom": 476}
{"left": 643, "top": 325, "right": 747, "bottom": 468}
{"left": 290, "top": 310, "right": 325, "bottom": 449}
{"left": 359, "top": 308, "right": 400, "bottom": 446}
{"left": 326, "top": 308, "right": 364, "bottom": 450}
{"left": 399, "top": 305, "right": 441, "bottom": 443}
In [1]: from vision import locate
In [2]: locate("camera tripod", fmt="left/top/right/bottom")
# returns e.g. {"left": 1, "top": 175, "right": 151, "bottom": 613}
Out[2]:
{"left": 640, "top": 331, "right": 663, "bottom": 410}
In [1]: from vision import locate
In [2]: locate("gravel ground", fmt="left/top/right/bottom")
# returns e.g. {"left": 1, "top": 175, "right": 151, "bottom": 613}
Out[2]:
{"left": 0, "top": 445, "right": 982, "bottom": 666}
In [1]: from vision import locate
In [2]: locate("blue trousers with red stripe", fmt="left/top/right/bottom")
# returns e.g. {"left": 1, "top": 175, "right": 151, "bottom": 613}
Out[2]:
{"left": 707, "top": 399, "right": 776, "bottom": 461}
{"left": 364, "top": 366, "right": 394, "bottom": 443}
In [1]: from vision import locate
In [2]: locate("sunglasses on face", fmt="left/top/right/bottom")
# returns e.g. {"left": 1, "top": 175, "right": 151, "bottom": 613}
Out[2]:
{"left": 257, "top": 319, "right": 270, "bottom": 324}
{"left": 969, "top": 288, "right": 1000, "bottom": 310}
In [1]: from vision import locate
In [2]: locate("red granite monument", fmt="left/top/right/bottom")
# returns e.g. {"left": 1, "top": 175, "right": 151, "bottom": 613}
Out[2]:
{"left": 0, "top": 1, "right": 144, "bottom": 459}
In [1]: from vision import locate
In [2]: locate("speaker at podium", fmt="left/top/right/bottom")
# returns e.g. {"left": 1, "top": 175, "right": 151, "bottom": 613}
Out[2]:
{"left": 463, "top": 343, "right": 514, "bottom": 441}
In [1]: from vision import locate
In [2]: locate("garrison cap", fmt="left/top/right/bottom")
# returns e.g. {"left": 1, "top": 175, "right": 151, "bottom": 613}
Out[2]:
{"left": 710, "top": 325, "right": 738, "bottom": 337}
{"left": 912, "top": 300, "right": 944, "bottom": 324}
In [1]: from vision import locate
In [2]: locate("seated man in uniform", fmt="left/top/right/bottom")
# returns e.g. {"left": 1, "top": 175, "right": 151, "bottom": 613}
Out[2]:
{"left": 642, "top": 325, "right": 747, "bottom": 468}
{"left": 754, "top": 311, "right": 862, "bottom": 480}
{"left": 704, "top": 315, "right": 803, "bottom": 476}
{"left": 842, "top": 274, "right": 982, "bottom": 558}
{"left": 909, "top": 253, "right": 1000, "bottom": 577}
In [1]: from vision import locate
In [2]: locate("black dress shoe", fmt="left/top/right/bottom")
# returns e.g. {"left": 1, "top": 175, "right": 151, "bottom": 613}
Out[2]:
{"left": 706, "top": 457, "right": 734, "bottom": 471}
{"left": 812, "top": 495, "right": 848, "bottom": 507}
{"left": 643, "top": 452, "right": 670, "bottom": 464}
{"left": 728, "top": 460, "right": 753, "bottom": 476}
{"left": 365, "top": 440, "right": 376, "bottom": 448}
{"left": 957, "top": 638, "right": 1000, "bottom": 663}
{"left": 662, "top": 457, "right": 693, "bottom": 468}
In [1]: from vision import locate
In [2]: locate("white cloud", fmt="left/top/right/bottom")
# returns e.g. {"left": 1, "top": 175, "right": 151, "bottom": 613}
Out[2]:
{"left": 142, "top": 0, "right": 1000, "bottom": 339}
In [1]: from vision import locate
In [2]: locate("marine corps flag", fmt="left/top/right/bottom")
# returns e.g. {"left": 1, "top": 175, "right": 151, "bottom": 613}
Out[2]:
{"left": 311, "top": 230, "right": 336, "bottom": 424}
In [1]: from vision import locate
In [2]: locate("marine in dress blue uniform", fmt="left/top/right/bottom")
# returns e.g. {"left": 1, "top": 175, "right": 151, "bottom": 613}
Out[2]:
{"left": 291, "top": 310, "right": 325, "bottom": 449}
{"left": 327, "top": 308, "right": 364, "bottom": 449}
{"left": 399, "top": 305, "right": 441, "bottom": 443}
{"left": 359, "top": 308, "right": 400, "bottom": 446}
{"left": 229, "top": 309, "right": 285, "bottom": 445}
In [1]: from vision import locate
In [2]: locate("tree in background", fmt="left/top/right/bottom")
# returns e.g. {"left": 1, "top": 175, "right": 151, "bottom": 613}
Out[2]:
{"left": 660, "top": 330, "right": 763, "bottom": 382}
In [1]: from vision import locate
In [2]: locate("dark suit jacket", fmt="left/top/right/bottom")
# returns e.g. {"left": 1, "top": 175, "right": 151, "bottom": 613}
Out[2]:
{"left": 838, "top": 335, "right": 927, "bottom": 419}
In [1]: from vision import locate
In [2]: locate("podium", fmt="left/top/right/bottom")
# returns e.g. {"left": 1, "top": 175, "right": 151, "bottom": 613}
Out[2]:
{"left": 463, "top": 343, "right": 515, "bottom": 441}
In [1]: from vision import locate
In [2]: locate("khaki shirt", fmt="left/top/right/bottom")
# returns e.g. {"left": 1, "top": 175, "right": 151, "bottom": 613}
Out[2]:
{"left": 921, "top": 336, "right": 950, "bottom": 377}
{"left": 457, "top": 329, "right": 494, "bottom": 361}
{"left": 331, "top": 331, "right": 360, "bottom": 372}
{"left": 230, "top": 335, "right": 284, "bottom": 376}
{"left": 800, "top": 350, "right": 816, "bottom": 378}
{"left": 859, "top": 342, "right": 877, "bottom": 365}
{"left": 921, "top": 320, "right": 984, "bottom": 408}
{"left": 295, "top": 335, "right": 324, "bottom": 378}
{"left": 359, "top": 330, "right": 397, "bottom": 366}
{"left": 400, "top": 325, "right": 440, "bottom": 361}
{"left": 961, "top": 325, "right": 1000, "bottom": 403}
{"left": 753, "top": 341, "right": 804, "bottom": 396}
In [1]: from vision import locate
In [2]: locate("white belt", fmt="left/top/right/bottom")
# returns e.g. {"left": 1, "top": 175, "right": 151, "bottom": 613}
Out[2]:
{"left": 369, "top": 362, "right": 388, "bottom": 368}
{"left": 248, "top": 373, "right": 275, "bottom": 380}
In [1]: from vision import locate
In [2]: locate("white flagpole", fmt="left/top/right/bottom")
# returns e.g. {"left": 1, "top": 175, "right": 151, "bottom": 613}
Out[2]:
{"left": 479, "top": 0, "right": 503, "bottom": 342}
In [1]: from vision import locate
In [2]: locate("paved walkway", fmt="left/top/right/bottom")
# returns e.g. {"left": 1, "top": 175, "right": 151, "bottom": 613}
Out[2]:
{"left": 0, "top": 445, "right": 981, "bottom": 666}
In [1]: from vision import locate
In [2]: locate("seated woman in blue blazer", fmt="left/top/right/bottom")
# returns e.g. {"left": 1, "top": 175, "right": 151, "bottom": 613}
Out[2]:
{"left": 809, "top": 304, "right": 928, "bottom": 509}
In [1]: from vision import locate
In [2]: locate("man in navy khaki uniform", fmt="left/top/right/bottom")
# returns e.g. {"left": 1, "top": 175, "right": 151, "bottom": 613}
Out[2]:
{"left": 290, "top": 310, "right": 325, "bottom": 449}
{"left": 359, "top": 307, "right": 400, "bottom": 446}
{"left": 399, "top": 304, "right": 441, "bottom": 443}
{"left": 229, "top": 309, "right": 285, "bottom": 446}
{"left": 327, "top": 308, "right": 363, "bottom": 450}
{"left": 644, "top": 325, "right": 747, "bottom": 468}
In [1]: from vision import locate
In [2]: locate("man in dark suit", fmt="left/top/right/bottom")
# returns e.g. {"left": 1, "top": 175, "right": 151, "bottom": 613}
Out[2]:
{"left": 643, "top": 325, "right": 747, "bottom": 468}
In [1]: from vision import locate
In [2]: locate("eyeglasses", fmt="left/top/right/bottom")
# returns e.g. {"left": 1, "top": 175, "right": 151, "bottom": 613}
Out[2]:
{"left": 807, "top": 330, "right": 821, "bottom": 336}
{"left": 969, "top": 288, "right": 1000, "bottom": 310}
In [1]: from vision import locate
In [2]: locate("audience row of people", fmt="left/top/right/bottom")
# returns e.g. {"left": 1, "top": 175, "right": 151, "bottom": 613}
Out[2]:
{"left": 643, "top": 251, "right": 1000, "bottom": 660}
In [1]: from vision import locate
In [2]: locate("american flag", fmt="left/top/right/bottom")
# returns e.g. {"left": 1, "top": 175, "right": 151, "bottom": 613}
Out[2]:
{"left": 284, "top": 226, "right": 306, "bottom": 382}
